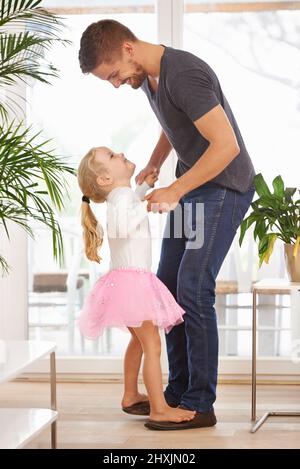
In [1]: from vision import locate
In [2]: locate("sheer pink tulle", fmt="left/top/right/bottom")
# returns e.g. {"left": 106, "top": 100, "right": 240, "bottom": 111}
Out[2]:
{"left": 78, "top": 267, "right": 186, "bottom": 339}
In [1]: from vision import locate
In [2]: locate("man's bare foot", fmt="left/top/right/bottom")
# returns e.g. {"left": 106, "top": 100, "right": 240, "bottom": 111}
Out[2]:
{"left": 121, "top": 392, "right": 148, "bottom": 408}
{"left": 150, "top": 406, "right": 196, "bottom": 423}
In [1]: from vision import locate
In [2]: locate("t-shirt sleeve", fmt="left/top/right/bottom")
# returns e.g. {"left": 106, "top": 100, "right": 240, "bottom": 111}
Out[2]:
{"left": 168, "top": 69, "right": 220, "bottom": 123}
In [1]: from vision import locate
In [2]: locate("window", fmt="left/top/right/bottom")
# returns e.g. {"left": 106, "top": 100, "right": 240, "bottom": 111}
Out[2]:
{"left": 183, "top": 0, "right": 300, "bottom": 358}
{"left": 27, "top": 2, "right": 159, "bottom": 357}
{"left": 19, "top": 0, "right": 299, "bottom": 374}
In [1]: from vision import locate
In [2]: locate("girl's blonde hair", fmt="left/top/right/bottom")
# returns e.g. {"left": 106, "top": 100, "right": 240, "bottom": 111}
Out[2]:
{"left": 77, "top": 147, "right": 107, "bottom": 263}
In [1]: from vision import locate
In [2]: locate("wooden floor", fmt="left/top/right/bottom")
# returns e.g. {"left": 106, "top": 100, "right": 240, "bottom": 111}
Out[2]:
{"left": 1, "top": 381, "right": 300, "bottom": 449}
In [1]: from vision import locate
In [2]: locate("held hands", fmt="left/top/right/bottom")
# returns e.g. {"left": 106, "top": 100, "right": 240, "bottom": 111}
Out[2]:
{"left": 135, "top": 163, "right": 181, "bottom": 213}
{"left": 135, "top": 163, "right": 159, "bottom": 187}
{"left": 144, "top": 186, "right": 181, "bottom": 213}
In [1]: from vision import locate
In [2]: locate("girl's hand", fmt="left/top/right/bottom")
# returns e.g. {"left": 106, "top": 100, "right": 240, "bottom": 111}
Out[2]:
{"left": 135, "top": 164, "right": 159, "bottom": 186}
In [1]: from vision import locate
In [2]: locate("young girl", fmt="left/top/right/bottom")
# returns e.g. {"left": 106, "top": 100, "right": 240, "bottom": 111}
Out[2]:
{"left": 77, "top": 146, "right": 195, "bottom": 425}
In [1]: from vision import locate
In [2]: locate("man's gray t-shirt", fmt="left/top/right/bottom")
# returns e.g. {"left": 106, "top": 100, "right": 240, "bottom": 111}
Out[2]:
{"left": 141, "top": 46, "right": 255, "bottom": 193}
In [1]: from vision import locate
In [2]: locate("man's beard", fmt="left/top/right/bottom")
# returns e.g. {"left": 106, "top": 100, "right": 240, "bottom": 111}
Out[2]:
{"left": 127, "top": 60, "right": 147, "bottom": 89}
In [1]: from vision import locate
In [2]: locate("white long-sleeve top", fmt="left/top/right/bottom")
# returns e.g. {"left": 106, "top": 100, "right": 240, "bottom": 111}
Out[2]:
{"left": 106, "top": 181, "right": 152, "bottom": 271}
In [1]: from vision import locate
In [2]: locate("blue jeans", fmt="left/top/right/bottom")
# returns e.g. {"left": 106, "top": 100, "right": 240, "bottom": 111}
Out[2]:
{"left": 157, "top": 182, "right": 255, "bottom": 412}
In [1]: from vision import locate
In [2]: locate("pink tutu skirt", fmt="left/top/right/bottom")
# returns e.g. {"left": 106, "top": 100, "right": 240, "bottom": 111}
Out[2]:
{"left": 78, "top": 267, "right": 186, "bottom": 339}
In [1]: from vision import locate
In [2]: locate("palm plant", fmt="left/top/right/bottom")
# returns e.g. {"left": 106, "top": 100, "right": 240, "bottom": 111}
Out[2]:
{"left": 0, "top": 0, "right": 76, "bottom": 275}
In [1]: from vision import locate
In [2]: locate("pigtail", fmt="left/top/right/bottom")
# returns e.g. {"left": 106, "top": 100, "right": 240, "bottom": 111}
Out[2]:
{"left": 81, "top": 201, "right": 104, "bottom": 263}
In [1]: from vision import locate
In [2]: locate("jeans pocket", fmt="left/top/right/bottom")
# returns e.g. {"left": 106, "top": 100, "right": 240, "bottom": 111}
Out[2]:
{"left": 185, "top": 198, "right": 203, "bottom": 233}
{"left": 184, "top": 184, "right": 227, "bottom": 204}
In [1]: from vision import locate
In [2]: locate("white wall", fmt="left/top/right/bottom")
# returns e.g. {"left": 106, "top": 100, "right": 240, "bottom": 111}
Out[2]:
{"left": 0, "top": 222, "right": 28, "bottom": 340}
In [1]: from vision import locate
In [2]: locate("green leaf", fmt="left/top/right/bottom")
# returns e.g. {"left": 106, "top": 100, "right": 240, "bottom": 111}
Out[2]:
{"left": 256, "top": 195, "right": 279, "bottom": 209}
{"left": 258, "top": 237, "right": 268, "bottom": 267}
{"left": 254, "top": 173, "right": 271, "bottom": 198}
{"left": 254, "top": 219, "right": 267, "bottom": 241}
{"left": 285, "top": 187, "right": 297, "bottom": 203}
{"left": 258, "top": 235, "right": 269, "bottom": 256}
{"left": 272, "top": 175, "right": 285, "bottom": 198}
{"left": 239, "top": 216, "right": 256, "bottom": 246}
{"left": 0, "top": 254, "right": 10, "bottom": 276}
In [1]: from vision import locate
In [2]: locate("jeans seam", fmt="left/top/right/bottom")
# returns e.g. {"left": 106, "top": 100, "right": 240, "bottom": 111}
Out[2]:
{"left": 194, "top": 188, "right": 226, "bottom": 408}
{"left": 195, "top": 188, "right": 227, "bottom": 304}
{"left": 231, "top": 190, "right": 237, "bottom": 231}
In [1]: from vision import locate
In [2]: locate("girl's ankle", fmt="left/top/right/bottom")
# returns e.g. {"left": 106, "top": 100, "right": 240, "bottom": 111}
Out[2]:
{"left": 123, "top": 391, "right": 139, "bottom": 399}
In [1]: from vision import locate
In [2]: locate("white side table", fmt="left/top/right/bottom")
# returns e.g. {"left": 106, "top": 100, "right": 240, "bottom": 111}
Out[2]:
{"left": 0, "top": 341, "right": 57, "bottom": 449}
{"left": 251, "top": 279, "right": 300, "bottom": 433}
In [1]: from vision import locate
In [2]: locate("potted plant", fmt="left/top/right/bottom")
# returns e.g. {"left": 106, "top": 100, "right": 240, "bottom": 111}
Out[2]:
{"left": 0, "top": 0, "right": 75, "bottom": 275}
{"left": 239, "top": 173, "right": 300, "bottom": 281}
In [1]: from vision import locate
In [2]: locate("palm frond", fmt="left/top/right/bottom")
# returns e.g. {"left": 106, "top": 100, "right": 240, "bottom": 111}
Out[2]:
{"left": 0, "top": 1, "right": 74, "bottom": 274}
{"left": 0, "top": 1, "right": 66, "bottom": 40}
{"left": 0, "top": 254, "right": 10, "bottom": 276}
{"left": 0, "top": 121, "right": 76, "bottom": 265}
{"left": 0, "top": 85, "right": 27, "bottom": 123}
{"left": 0, "top": 1, "right": 71, "bottom": 119}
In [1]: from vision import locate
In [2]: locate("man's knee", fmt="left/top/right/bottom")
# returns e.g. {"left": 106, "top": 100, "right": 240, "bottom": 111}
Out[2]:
{"left": 177, "top": 280, "right": 216, "bottom": 310}
{"left": 197, "top": 289, "right": 216, "bottom": 310}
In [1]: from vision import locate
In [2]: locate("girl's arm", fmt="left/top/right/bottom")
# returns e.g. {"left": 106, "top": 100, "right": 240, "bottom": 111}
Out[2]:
{"left": 135, "top": 172, "right": 158, "bottom": 200}
{"left": 134, "top": 180, "right": 151, "bottom": 200}
{"left": 107, "top": 189, "right": 149, "bottom": 238}
{"left": 117, "top": 198, "right": 149, "bottom": 236}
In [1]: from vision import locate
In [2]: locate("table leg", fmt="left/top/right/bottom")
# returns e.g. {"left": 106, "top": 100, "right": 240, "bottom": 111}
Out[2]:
{"left": 250, "top": 288, "right": 300, "bottom": 432}
{"left": 50, "top": 351, "right": 57, "bottom": 449}
{"left": 251, "top": 289, "right": 257, "bottom": 423}
{"left": 252, "top": 411, "right": 300, "bottom": 433}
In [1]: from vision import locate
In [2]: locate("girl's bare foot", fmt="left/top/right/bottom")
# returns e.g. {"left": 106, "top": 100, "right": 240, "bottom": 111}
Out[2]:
{"left": 150, "top": 406, "right": 196, "bottom": 423}
{"left": 121, "top": 392, "right": 148, "bottom": 408}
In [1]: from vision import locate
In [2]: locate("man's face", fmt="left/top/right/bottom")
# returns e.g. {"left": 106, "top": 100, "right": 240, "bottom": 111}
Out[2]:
{"left": 92, "top": 52, "right": 147, "bottom": 90}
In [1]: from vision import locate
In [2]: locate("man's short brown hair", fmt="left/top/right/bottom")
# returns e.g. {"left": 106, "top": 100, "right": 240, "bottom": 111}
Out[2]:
{"left": 79, "top": 19, "right": 138, "bottom": 74}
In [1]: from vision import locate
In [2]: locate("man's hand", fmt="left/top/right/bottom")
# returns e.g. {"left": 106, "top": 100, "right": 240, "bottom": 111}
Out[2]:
{"left": 144, "top": 186, "right": 181, "bottom": 213}
{"left": 135, "top": 164, "right": 159, "bottom": 186}
{"left": 145, "top": 172, "right": 159, "bottom": 188}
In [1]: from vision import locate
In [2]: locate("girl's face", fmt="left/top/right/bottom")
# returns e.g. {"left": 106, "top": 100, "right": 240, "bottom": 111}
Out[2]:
{"left": 95, "top": 146, "right": 135, "bottom": 188}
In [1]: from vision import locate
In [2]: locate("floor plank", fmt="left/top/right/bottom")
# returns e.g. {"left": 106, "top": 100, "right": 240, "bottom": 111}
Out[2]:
{"left": 0, "top": 381, "right": 299, "bottom": 449}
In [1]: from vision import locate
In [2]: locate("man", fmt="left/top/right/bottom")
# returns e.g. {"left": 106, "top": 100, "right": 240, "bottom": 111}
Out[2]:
{"left": 79, "top": 19, "right": 255, "bottom": 430}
